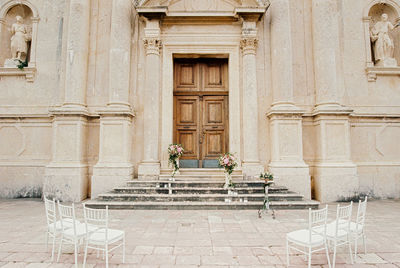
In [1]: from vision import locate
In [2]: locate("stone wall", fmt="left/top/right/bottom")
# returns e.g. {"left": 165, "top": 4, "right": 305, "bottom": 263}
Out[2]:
{"left": 0, "top": 0, "right": 399, "bottom": 201}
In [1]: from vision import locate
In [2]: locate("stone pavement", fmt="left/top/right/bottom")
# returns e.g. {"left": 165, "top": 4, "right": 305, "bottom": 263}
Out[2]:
{"left": 0, "top": 199, "right": 399, "bottom": 268}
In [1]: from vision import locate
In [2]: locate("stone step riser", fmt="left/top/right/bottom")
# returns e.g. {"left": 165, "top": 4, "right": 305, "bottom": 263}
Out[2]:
{"left": 86, "top": 203, "right": 319, "bottom": 210}
{"left": 126, "top": 182, "right": 272, "bottom": 188}
{"left": 113, "top": 189, "right": 267, "bottom": 194}
{"left": 97, "top": 195, "right": 304, "bottom": 202}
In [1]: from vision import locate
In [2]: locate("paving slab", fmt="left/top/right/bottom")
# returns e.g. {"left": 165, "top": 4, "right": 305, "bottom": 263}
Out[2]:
{"left": 0, "top": 198, "right": 399, "bottom": 267}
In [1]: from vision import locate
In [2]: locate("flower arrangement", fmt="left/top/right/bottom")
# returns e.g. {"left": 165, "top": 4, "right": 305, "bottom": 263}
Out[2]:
{"left": 218, "top": 153, "right": 237, "bottom": 175}
{"left": 260, "top": 172, "right": 274, "bottom": 181}
{"left": 219, "top": 153, "right": 237, "bottom": 188}
{"left": 168, "top": 144, "right": 184, "bottom": 178}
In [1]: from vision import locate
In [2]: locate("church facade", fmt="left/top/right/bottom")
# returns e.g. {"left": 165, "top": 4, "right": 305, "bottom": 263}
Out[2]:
{"left": 0, "top": 0, "right": 399, "bottom": 202}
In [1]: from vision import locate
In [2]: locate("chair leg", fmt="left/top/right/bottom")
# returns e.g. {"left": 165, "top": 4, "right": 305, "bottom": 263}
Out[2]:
{"left": 122, "top": 235, "right": 126, "bottom": 263}
{"left": 325, "top": 242, "right": 331, "bottom": 268}
{"left": 286, "top": 239, "right": 290, "bottom": 267}
{"left": 105, "top": 244, "right": 109, "bottom": 268}
{"left": 51, "top": 234, "right": 56, "bottom": 262}
{"left": 45, "top": 232, "right": 49, "bottom": 251}
{"left": 362, "top": 233, "right": 367, "bottom": 254}
{"left": 83, "top": 239, "right": 89, "bottom": 268}
{"left": 307, "top": 247, "right": 312, "bottom": 268}
{"left": 57, "top": 235, "right": 63, "bottom": 262}
{"left": 348, "top": 238, "right": 354, "bottom": 264}
{"left": 74, "top": 242, "right": 78, "bottom": 268}
{"left": 354, "top": 235, "right": 358, "bottom": 261}
{"left": 332, "top": 241, "right": 337, "bottom": 268}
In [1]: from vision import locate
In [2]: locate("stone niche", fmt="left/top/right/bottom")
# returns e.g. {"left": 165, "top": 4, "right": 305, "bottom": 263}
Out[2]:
{"left": 364, "top": 1, "right": 400, "bottom": 81}
{"left": 0, "top": 1, "right": 38, "bottom": 81}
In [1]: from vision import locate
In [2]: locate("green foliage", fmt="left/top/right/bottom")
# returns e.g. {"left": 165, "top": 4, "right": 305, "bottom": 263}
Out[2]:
{"left": 17, "top": 59, "right": 28, "bottom": 70}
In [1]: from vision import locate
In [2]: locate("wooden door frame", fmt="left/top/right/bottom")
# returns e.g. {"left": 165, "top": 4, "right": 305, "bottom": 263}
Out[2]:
{"left": 173, "top": 59, "right": 229, "bottom": 168}
{"left": 160, "top": 45, "right": 242, "bottom": 170}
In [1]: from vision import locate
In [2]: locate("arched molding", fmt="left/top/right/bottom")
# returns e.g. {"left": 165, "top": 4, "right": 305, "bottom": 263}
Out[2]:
{"left": 0, "top": 0, "right": 39, "bottom": 19}
{"left": 363, "top": 0, "right": 400, "bottom": 81}
{"left": 363, "top": 0, "right": 400, "bottom": 17}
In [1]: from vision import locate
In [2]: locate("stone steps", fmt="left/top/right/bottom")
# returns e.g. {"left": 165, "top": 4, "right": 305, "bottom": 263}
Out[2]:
{"left": 96, "top": 193, "right": 304, "bottom": 202}
{"left": 86, "top": 177, "right": 319, "bottom": 210}
{"left": 126, "top": 180, "right": 267, "bottom": 188}
{"left": 84, "top": 200, "right": 320, "bottom": 210}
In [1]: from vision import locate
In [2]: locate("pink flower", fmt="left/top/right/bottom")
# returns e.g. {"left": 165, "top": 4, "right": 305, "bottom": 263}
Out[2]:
{"left": 170, "top": 146, "right": 174, "bottom": 150}
{"left": 177, "top": 147, "right": 182, "bottom": 153}
{"left": 223, "top": 158, "right": 229, "bottom": 165}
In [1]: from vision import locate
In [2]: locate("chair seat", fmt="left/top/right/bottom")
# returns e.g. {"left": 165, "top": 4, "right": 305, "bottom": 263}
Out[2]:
{"left": 328, "top": 220, "right": 363, "bottom": 235}
{"left": 315, "top": 224, "right": 349, "bottom": 239}
{"left": 287, "top": 229, "right": 325, "bottom": 246}
{"left": 48, "top": 219, "right": 80, "bottom": 233}
{"left": 87, "top": 228, "right": 124, "bottom": 245}
{"left": 63, "top": 223, "right": 98, "bottom": 239}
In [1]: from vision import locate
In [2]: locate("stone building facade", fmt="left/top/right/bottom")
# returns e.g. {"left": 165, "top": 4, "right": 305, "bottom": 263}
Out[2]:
{"left": 0, "top": 0, "right": 399, "bottom": 202}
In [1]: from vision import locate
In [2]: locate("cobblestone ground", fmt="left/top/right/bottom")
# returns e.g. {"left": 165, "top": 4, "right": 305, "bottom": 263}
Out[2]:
{"left": 0, "top": 198, "right": 399, "bottom": 268}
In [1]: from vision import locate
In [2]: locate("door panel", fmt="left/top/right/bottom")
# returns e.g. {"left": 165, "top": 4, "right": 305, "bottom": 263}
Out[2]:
{"left": 174, "top": 62, "right": 199, "bottom": 92}
{"left": 201, "top": 96, "right": 227, "bottom": 160}
{"left": 174, "top": 58, "right": 228, "bottom": 168}
{"left": 203, "top": 61, "right": 227, "bottom": 91}
{"left": 175, "top": 96, "right": 199, "bottom": 159}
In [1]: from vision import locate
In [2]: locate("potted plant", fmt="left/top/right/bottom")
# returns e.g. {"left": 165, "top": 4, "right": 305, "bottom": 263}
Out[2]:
{"left": 260, "top": 172, "right": 274, "bottom": 184}
{"left": 168, "top": 144, "right": 184, "bottom": 180}
{"left": 218, "top": 153, "right": 237, "bottom": 189}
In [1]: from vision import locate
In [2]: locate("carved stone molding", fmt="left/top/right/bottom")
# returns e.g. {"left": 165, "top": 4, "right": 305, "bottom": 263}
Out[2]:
{"left": 143, "top": 38, "right": 162, "bottom": 55}
{"left": 240, "top": 37, "right": 258, "bottom": 55}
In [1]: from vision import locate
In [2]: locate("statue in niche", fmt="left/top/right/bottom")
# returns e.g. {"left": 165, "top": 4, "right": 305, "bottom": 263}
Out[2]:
{"left": 11, "top": 15, "right": 30, "bottom": 61}
{"left": 370, "top": 13, "right": 399, "bottom": 67}
{"left": 4, "top": 15, "right": 31, "bottom": 67}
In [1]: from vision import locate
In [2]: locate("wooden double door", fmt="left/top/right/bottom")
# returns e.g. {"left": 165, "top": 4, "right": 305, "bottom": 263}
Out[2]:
{"left": 173, "top": 58, "right": 229, "bottom": 168}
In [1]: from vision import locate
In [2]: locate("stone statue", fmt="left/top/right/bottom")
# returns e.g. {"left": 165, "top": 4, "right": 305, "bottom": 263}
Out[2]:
{"left": 370, "top": 13, "right": 398, "bottom": 67}
{"left": 10, "top": 15, "right": 30, "bottom": 61}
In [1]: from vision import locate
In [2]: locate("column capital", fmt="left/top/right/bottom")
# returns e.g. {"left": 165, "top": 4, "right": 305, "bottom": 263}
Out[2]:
{"left": 144, "top": 37, "right": 162, "bottom": 55}
{"left": 240, "top": 37, "right": 258, "bottom": 55}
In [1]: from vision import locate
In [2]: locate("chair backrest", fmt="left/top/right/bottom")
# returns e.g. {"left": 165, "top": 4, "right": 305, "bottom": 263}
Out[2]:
{"left": 355, "top": 196, "right": 368, "bottom": 232}
{"left": 44, "top": 196, "right": 57, "bottom": 230}
{"left": 309, "top": 205, "right": 328, "bottom": 242}
{"left": 83, "top": 204, "right": 109, "bottom": 241}
{"left": 334, "top": 201, "right": 353, "bottom": 237}
{"left": 57, "top": 201, "right": 78, "bottom": 237}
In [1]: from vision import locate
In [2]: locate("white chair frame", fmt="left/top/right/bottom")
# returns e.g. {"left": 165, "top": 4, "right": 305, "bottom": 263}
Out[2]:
{"left": 57, "top": 201, "right": 86, "bottom": 268}
{"left": 352, "top": 197, "right": 368, "bottom": 260}
{"left": 44, "top": 196, "right": 59, "bottom": 261}
{"left": 326, "top": 202, "right": 354, "bottom": 268}
{"left": 286, "top": 205, "right": 331, "bottom": 268}
{"left": 83, "top": 204, "right": 125, "bottom": 268}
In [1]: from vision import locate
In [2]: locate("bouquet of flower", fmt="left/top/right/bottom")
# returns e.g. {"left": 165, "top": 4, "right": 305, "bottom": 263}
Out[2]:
{"left": 168, "top": 144, "right": 184, "bottom": 177}
{"left": 219, "top": 153, "right": 237, "bottom": 175}
{"left": 260, "top": 172, "right": 274, "bottom": 181}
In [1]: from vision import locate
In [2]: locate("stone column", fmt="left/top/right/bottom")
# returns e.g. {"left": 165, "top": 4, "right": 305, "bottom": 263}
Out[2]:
{"left": 44, "top": 0, "right": 91, "bottom": 201}
{"left": 91, "top": 0, "right": 134, "bottom": 198}
{"left": 267, "top": 0, "right": 311, "bottom": 198}
{"left": 138, "top": 19, "right": 162, "bottom": 180}
{"left": 240, "top": 19, "right": 263, "bottom": 178}
{"left": 311, "top": 0, "right": 358, "bottom": 202}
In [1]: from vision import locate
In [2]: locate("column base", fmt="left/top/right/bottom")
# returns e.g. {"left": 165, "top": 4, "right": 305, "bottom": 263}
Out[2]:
{"left": 44, "top": 164, "right": 88, "bottom": 202}
{"left": 242, "top": 162, "right": 264, "bottom": 180}
{"left": 91, "top": 164, "right": 134, "bottom": 199}
{"left": 269, "top": 162, "right": 311, "bottom": 199}
{"left": 313, "top": 163, "right": 359, "bottom": 203}
{"left": 138, "top": 162, "right": 160, "bottom": 180}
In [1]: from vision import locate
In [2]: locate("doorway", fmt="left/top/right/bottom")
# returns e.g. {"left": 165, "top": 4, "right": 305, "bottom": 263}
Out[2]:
{"left": 173, "top": 58, "right": 229, "bottom": 168}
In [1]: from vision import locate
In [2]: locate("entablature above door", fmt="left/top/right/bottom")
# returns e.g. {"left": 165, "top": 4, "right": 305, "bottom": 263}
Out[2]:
{"left": 135, "top": 0, "right": 269, "bottom": 19}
